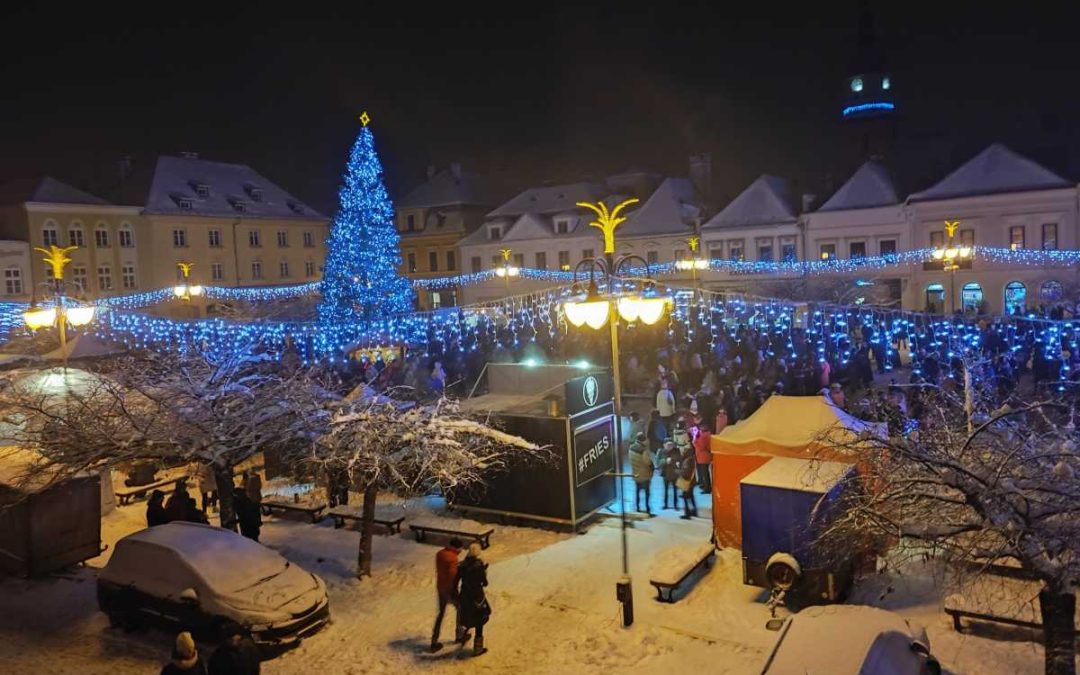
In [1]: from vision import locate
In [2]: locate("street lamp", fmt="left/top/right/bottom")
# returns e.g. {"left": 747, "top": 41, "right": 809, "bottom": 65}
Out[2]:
{"left": 674, "top": 235, "right": 709, "bottom": 285}
{"left": 23, "top": 245, "right": 96, "bottom": 370}
{"left": 931, "top": 220, "right": 973, "bottom": 314}
{"left": 493, "top": 248, "right": 521, "bottom": 290}
{"left": 172, "top": 262, "right": 205, "bottom": 300}
{"left": 562, "top": 199, "right": 668, "bottom": 628}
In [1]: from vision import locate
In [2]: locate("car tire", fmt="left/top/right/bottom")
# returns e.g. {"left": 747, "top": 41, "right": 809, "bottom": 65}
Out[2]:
{"left": 925, "top": 657, "right": 942, "bottom": 675}
{"left": 766, "top": 559, "right": 800, "bottom": 591}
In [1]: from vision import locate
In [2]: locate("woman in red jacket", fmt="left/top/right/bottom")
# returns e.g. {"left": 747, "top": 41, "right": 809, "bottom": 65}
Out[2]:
{"left": 693, "top": 423, "right": 713, "bottom": 494}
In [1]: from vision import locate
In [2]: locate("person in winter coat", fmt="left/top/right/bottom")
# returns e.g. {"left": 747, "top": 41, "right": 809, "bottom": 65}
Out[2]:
{"left": 234, "top": 486, "right": 261, "bottom": 542}
{"left": 628, "top": 432, "right": 655, "bottom": 515}
{"left": 208, "top": 621, "right": 260, "bottom": 675}
{"left": 197, "top": 464, "right": 218, "bottom": 514}
{"left": 627, "top": 412, "right": 646, "bottom": 453}
{"left": 677, "top": 438, "right": 699, "bottom": 520}
{"left": 244, "top": 472, "right": 263, "bottom": 506}
{"left": 431, "top": 538, "right": 464, "bottom": 652}
{"left": 656, "top": 380, "right": 677, "bottom": 432}
{"left": 693, "top": 423, "right": 713, "bottom": 494}
{"left": 646, "top": 409, "right": 668, "bottom": 454}
{"left": 164, "top": 481, "right": 191, "bottom": 523}
{"left": 455, "top": 543, "right": 491, "bottom": 657}
{"left": 660, "top": 440, "right": 681, "bottom": 510}
{"left": 147, "top": 490, "right": 168, "bottom": 527}
{"left": 160, "top": 631, "right": 207, "bottom": 675}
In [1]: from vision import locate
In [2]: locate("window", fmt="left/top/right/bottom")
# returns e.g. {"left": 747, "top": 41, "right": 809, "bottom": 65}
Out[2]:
{"left": 42, "top": 226, "right": 58, "bottom": 247}
{"left": 172, "top": 229, "right": 187, "bottom": 248}
{"left": 97, "top": 264, "right": 112, "bottom": 291}
{"left": 208, "top": 229, "right": 222, "bottom": 247}
{"left": 535, "top": 252, "right": 547, "bottom": 270}
{"left": 277, "top": 231, "right": 288, "bottom": 248}
{"left": 961, "top": 282, "right": 983, "bottom": 313}
{"left": 303, "top": 231, "right": 315, "bottom": 247}
{"left": 491, "top": 255, "right": 501, "bottom": 267}
{"left": 728, "top": 241, "right": 744, "bottom": 262}
{"left": 926, "top": 283, "right": 945, "bottom": 314}
{"left": 758, "top": 243, "right": 773, "bottom": 262}
{"left": 121, "top": 264, "right": 137, "bottom": 290}
{"left": 279, "top": 260, "right": 290, "bottom": 278}
{"left": 446, "top": 251, "right": 456, "bottom": 271}
{"left": 1040, "top": 280, "right": 1063, "bottom": 303}
{"left": 647, "top": 251, "right": 659, "bottom": 265}
{"left": 1009, "top": 226, "right": 1025, "bottom": 250}
{"left": 304, "top": 261, "right": 316, "bottom": 278}
{"left": 68, "top": 226, "right": 84, "bottom": 247}
{"left": 251, "top": 261, "right": 263, "bottom": 280}
{"left": 709, "top": 247, "right": 724, "bottom": 261}
{"left": 960, "top": 229, "right": 975, "bottom": 247}
{"left": 674, "top": 249, "right": 685, "bottom": 262}
{"left": 232, "top": 200, "right": 247, "bottom": 213}
{"left": 781, "top": 237, "right": 796, "bottom": 262}
{"left": 929, "top": 230, "right": 944, "bottom": 248}
{"left": 513, "top": 253, "right": 524, "bottom": 268}
{"left": 193, "top": 184, "right": 209, "bottom": 198}
{"left": 430, "top": 291, "right": 443, "bottom": 309}
{"left": 211, "top": 263, "right": 224, "bottom": 281}
{"left": 406, "top": 214, "right": 416, "bottom": 231}
{"left": 582, "top": 249, "right": 594, "bottom": 261}
{"left": 471, "top": 256, "right": 482, "bottom": 274}
{"left": 555, "top": 218, "right": 570, "bottom": 234}
{"left": 407, "top": 253, "right": 417, "bottom": 273}
{"left": 849, "top": 241, "right": 867, "bottom": 258}
{"left": 119, "top": 226, "right": 134, "bottom": 248}
{"left": 427, "top": 251, "right": 438, "bottom": 272}
{"left": 177, "top": 198, "right": 193, "bottom": 210}
{"left": 95, "top": 227, "right": 110, "bottom": 248}
{"left": 558, "top": 250, "right": 570, "bottom": 270}
{"left": 488, "top": 226, "right": 501, "bottom": 241}
{"left": 879, "top": 239, "right": 897, "bottom": 256}
{"left": 71, "top": 266, "right": 87, "bottom": 292}
{"left": 3, "top": 268, "right": 22, "bottom": 296}
{"left": 248, "top": 230, "right": 261, "bottom": 247}
{"left": 1042, "top": 223, "right": 1058, "bottom": 250}
{"left": 1004, "top": 281, "right": 1027, "bottom": 314}
{"left": 819, "top": 243, "right": 837, "bottom": 260}
{"left": 249, "top": 187, "right": 262, "bottom": 202}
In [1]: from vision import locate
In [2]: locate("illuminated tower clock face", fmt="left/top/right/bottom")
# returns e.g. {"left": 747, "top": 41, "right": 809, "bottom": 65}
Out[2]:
{"left": 851, "top": 77, "right": 864, "bottom": 92}
{"left": 882, "top": 77, "right": 891, "bottom": 90}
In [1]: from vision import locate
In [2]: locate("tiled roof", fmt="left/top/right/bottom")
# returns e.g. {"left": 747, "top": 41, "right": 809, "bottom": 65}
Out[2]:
{"left": 487, "top": 181, "right": 608, "bottom": 218}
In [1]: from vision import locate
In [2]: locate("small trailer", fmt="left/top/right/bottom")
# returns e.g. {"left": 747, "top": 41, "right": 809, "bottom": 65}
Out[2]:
{"left": 740, "top": 456, "right": 855, "bottom": 606}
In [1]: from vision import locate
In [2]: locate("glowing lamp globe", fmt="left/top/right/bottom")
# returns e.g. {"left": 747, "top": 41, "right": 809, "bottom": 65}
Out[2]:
{"left": 65, "top": 306, "right": 96, "bottom": 327}
{"left": 172, "top": 285, "right": 187, "bottom": 297}
{"left": 563, "top": 298, "right": 610, "bottom": 330}
{"left": 189, "top": 285, "right": 205, "bottom": 297}
{"left": 618, "top": 296, "right": 668, "bottom": 325}
{"left": 23, "top": 306, "right": 56, "bottom": 330}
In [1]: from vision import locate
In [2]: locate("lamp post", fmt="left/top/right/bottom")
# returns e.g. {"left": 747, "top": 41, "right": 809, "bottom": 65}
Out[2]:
{"left": 23, "top": 245, "right": 96, "bottom": 371}
{"left": 493, "top": 248, "right": 520, "bottom": 291}
{"left": 675, "top": 235, "right": 709, "bottom": 285}
{"left": 562, "top": 199, "right": 667, "bottom": 628}
{"left": 931, "top": 220, "right": 973, "bottom": 314}
{"left": 172, "top": 262, "right": 205, "bottom": 301}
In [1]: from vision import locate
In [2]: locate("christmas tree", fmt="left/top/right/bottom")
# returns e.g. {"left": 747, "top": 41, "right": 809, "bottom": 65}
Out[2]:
{"left": 318, "top": 115, "right": 414, "bottom": 323}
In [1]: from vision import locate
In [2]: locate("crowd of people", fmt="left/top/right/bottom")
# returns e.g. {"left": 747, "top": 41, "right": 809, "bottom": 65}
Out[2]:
{"left": 159, "top": 621, "right": 261, "bottom": 675}
{"left": 145, "top": 469, "right": 265, "bottom": 542}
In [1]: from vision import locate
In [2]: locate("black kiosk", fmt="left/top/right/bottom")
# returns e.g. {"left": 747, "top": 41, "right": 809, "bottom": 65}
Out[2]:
{"left": 455, "top": 363, "right": 618, "bottom": 529}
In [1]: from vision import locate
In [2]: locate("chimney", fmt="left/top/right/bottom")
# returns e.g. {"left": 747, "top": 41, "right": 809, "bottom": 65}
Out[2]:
{"left": 426, "top": 164, "right": 437, "bottom": 180}
{"left": 450, "top": 162, "right": 462, "bottom": 179}
{"left": 801, "top": 193, "right": 817, "bottom": 213}
{"left": 689, "top": 153, "right": 712, "bottom": 200}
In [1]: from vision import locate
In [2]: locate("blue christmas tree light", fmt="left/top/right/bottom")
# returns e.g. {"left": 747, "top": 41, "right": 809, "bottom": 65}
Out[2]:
{"left": 318, "top": 114, "right": 414, "bottom": 323}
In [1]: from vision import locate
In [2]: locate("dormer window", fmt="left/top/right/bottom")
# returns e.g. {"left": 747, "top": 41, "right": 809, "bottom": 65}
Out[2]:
{"left": 231, "top": 199, "right": 247, "bottom": 213}
{"left": 190, "top": 182, "right": 209, "bottom": 198}
{"left": 177, "top": 197, "right": 193, "bottom": 210}
{"left": 245, "top": 185, "right": 263, "bottom": 202}
{"left": 488, "top": 226, "right": 502, "bottom": 241}
{"left": 555, "top": 218, "right": 571, "bottom": 234}
{"left": 287, "top": 201, "right": 304, "bottom": 215}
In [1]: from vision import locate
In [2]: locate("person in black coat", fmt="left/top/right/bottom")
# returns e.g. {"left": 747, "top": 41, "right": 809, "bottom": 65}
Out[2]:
{"left": 208, "top": 621, "right": 261, "bottom": 675}
{"left": 147, "top": 490, "right": 168, "bottom": 527}
{"left": 455, "top": 543, "right": 491, "bottom": 657}
{"left": 234, "top": 486, "right": 261, "bottom": 542}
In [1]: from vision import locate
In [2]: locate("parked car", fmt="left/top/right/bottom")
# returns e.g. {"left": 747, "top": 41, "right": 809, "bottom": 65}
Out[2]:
{"left": 760, "top": 605, "right": 941, "bottom": 674}
{"left": 98, "top": 522, "right": 329, "bottom": 646}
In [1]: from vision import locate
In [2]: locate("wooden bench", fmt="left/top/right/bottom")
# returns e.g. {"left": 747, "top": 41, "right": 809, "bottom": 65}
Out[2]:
{"left": 261, "top": 499, "right": 327, "bottom": 523}
{"left": 649, "top": 542, "right": 717, "bottom": 603}
{"left": 327, "top": 507, "right": 405, "bottom": 535}
{"left": 115, "top": 476, "right": 184, "bottom": 506}
{"left": 409, "top": 521, "right": 494, "bottom": 549}
{"left": 944, "top": 593, "right": 1080, "bottom": 636}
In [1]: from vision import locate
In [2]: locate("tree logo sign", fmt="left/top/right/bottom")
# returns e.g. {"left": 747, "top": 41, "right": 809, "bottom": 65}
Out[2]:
{"left": 582, "top": 375, "right": 599, "bottom": 408}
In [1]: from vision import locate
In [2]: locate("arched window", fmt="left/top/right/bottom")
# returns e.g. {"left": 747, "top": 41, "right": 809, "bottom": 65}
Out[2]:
{"left": 961, "top": 282, "right": 983, "bottom": 313}
{"left": 94, "top": 223, "right": 110, "bottom": 248}
{"left": 925, "top": 283, "right": 945, "bottom": 314}
{"left": 1004, "top": 281, "right": 1027, "bottom": 315}
{"left": 68, "top": 221, "right": 85, "bottom": 247}
{"left": 118, "top": 222, "right": 135, "bottom": 248}
{"left": 1040, "top": 280, "right": 1063, "bottom": 303}
{"left": 42, "top": 219, "right": 59, "bottom": 247}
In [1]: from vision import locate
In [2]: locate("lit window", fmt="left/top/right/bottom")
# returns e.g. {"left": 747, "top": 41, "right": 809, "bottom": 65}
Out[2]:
{"left": 208, "top": 229, "right": 222, "bottom": 247}
{"left": 211, "top": 263, "right": 224, "bottom": 281}
{"left": 121, "top": 264, "right": 137, "bottom": 289}
{"left": 4, "top": 268, "right": 22, "bottom": 296}
{"left": 851, "top": 77, "right": 863, "bottom": 92}
{"left": 820, "top": 243, "right": 837, "bottom": 260}
{"left": 173, "top": 229, "right": 187, "bottom": 248}
{"left": 1009, "top": 226, "right": 1025, "bottom": 250}
{"left": 558, "top": 251, "right": 570, "bottom": 269}
{"left": 251, "top": 261, "right": 262, "bottom": 280}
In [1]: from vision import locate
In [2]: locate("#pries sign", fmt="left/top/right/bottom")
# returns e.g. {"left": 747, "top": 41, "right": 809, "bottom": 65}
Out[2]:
{"left": 573, "top": 416, "right": 615, "bottom": 487}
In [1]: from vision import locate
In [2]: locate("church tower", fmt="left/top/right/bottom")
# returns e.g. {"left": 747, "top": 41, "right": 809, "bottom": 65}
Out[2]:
{"left": 842, "top": 3, "right": 896, "bottom": 160}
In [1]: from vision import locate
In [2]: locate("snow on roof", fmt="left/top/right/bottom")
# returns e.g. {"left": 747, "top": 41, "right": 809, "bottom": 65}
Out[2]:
{"left": 714, "top": 395, "right": 884, "bottom": 453}
{"left": 502, "top": 213, "right": 559, "bottom": 242}
{"left": 740, "top": 456, "right": 853, "bottom": 493}
{"left": 397, "top": 167, "right": 491, "bottom": 209}
{"left": 703, "top": 175, "right": 796, "bottom": 229}
{"left": 0, "top": 176, "right": 111, "bottom": 206}
{"left": 817, "top": 161, "right": 899, "bottom": 211}
{"left": 144, "top": 156, "right": 324, "bottom": 220}
{"left": 487, "top": 182, "right": 609, "bottom": 218}
{"left": 619, "top": 177, "right": 702, "bottom": 237}
{"left": 909, "top": 143, "right": 1071, "bottom": 201}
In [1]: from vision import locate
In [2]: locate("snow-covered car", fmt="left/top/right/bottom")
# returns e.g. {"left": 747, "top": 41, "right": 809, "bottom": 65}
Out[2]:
{"left": 760, "top": 605, "right": 941, "bottom": 675}
{"left": 97, "top": 522, "right": 329, "bottom": 646}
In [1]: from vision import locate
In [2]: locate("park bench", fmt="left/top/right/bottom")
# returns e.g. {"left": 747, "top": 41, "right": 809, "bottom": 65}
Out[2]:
{"left": 409, "top": 520, "right": 494, "bottom": 549}
{"left": 327, "top": 506, "right": 405, "bottom": 535}
{"left": 115, "top": 476, "right": 184, "bottom": 506}
{"left": 649, "top": 542, "right": 717, "bottom": 603}
{"left": 260, "top": 498, "right": 327, "bottom": 523}
{"left": 944, "top": 583, "right": 1080, "bottom": 636}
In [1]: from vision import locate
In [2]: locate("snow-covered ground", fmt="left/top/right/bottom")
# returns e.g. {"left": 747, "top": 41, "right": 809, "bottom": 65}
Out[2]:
{"left": 0, "top": 478, "right": 1061, "bottom": 674}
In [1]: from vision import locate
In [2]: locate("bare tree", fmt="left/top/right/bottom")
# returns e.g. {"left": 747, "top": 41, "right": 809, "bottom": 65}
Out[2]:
{"left": 816, "top": 364, "right": 1080, "bottom": 675}
{"left": 307, "top": 390, "right": 547, "bottom": 578}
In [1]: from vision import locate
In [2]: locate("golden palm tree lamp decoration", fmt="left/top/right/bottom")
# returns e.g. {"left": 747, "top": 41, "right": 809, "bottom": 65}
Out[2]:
{"left": 173, "top": 262, "right": 205, "bottom": 300}
{"left": 24, "top": 245, "right": 96, "bottom": 369}
{"left": 577, "top": 198, "right": 640, "bottom": 255}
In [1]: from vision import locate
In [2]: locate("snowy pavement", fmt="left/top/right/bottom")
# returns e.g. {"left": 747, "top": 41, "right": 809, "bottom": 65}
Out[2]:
{"left": 0, "top": 481, "right": 1064, "bottom": 674}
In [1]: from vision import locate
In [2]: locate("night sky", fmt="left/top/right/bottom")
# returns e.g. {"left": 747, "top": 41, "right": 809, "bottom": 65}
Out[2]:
{"left": 4, "top": 2, "right": 1080, "bottom": 213}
